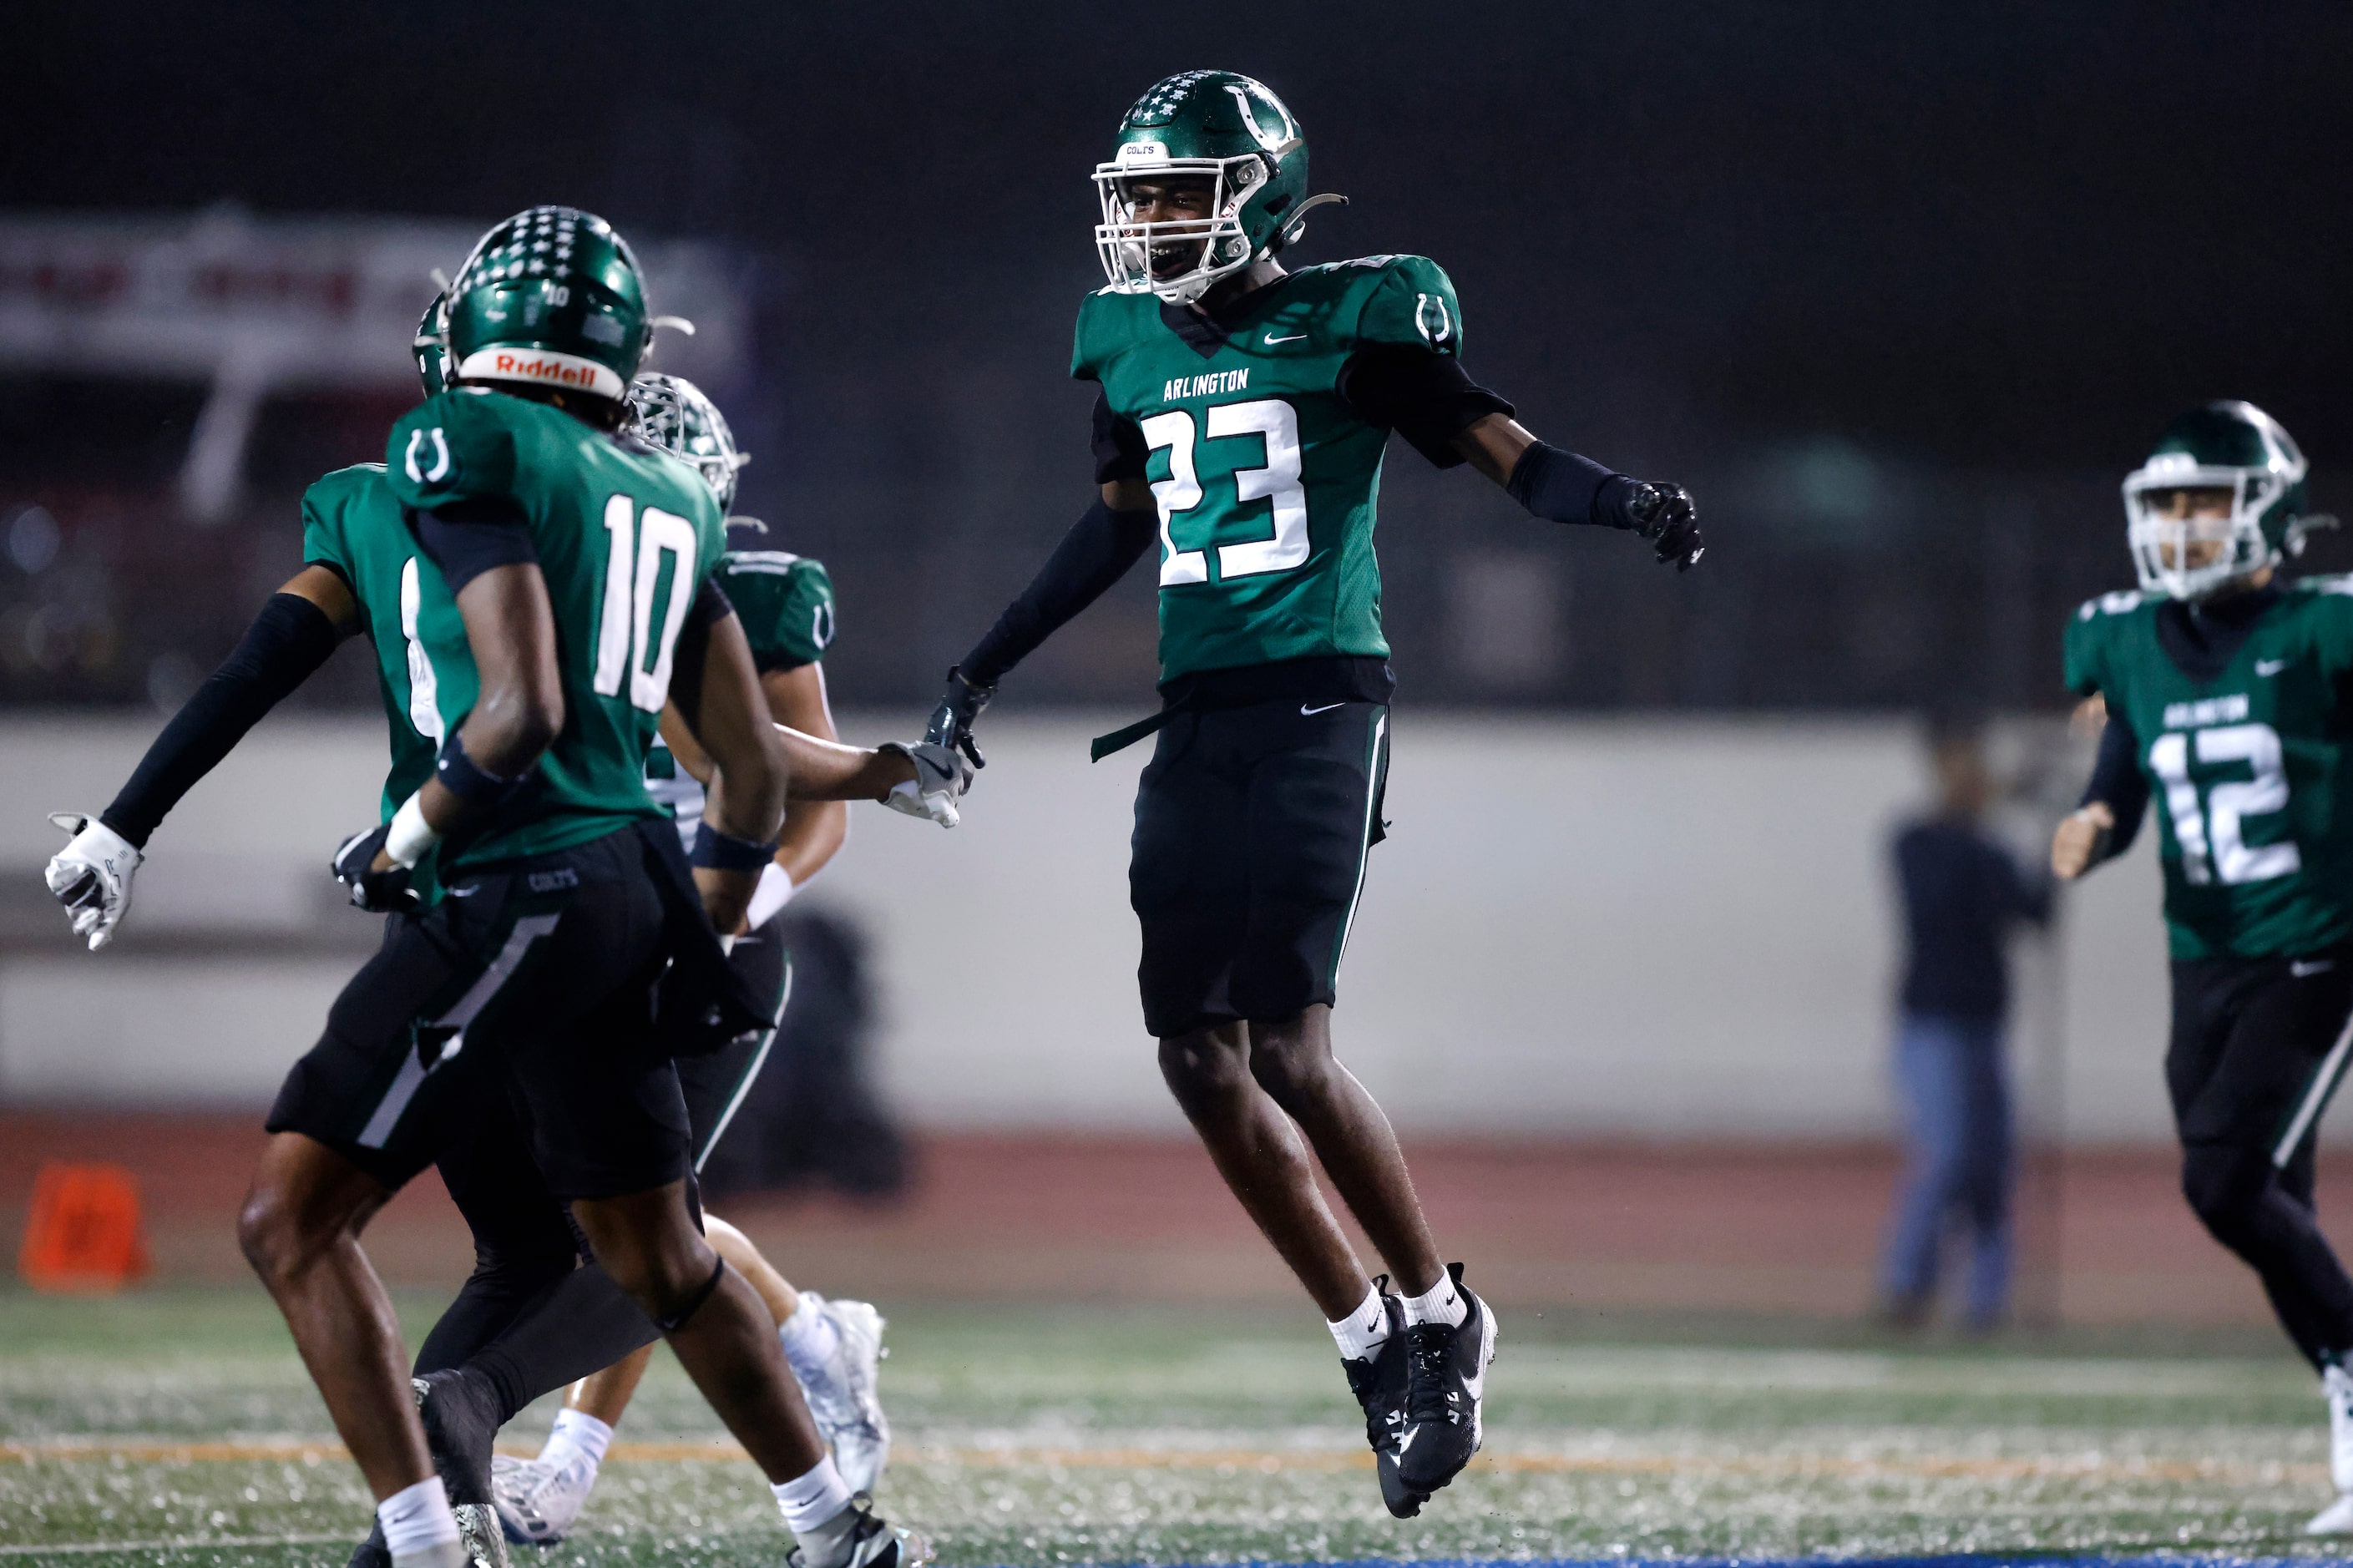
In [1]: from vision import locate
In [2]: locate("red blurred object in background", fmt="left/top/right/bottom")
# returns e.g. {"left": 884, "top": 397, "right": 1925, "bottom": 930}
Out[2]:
{"left": 18, "top": 1161, "right": 149, "bottom": 1293}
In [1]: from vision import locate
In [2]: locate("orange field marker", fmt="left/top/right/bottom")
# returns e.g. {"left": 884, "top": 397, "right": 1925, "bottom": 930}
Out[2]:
{"left": 18, "top": 1161, "right": 149, "bottom": 1293}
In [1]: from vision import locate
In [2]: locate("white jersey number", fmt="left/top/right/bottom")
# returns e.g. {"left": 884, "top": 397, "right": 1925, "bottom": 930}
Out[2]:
{"left": 1141, "top": 397, "right": 1309, "bottom": 588}
{"left": 2148, "top": 721, "right": 2302, "bottom": 887}
{"left": 592, "top": 494, "right": 701, "bottom": 713}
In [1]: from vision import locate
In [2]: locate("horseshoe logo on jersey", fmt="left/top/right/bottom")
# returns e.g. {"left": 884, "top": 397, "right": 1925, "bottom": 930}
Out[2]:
{"left": 1414, "top": 292, "right": 1454, "bottom": 347}
{"left": 405, "top": 427, "right": 452, "bottom": 485}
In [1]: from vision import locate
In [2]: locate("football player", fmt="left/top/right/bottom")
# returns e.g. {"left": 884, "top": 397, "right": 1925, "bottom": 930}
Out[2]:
{"left": 483, "top": 372, "right": 893, "bottom": 1545}
{"left": 45, "top": 209, "right": 944, "bottom": 1568}
{"left": 921, "top": 72, "right": 1704, "bottom": 1516}
{"left": 2051, "top": 401, "right": 2353, "bottom": 1535}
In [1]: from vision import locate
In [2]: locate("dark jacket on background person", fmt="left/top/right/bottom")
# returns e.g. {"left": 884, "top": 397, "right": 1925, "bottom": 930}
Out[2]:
{"left": 1892, "top": 817, "right": 2053, "bottom": 1022}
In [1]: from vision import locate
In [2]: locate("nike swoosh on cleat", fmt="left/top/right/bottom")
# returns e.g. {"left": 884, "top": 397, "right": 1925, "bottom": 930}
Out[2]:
{"left": 1264, "top": 333, "right": 1308, "bottom": 345}
{"left": 1301, "top": 702, "right": 1345, "bottom": 716}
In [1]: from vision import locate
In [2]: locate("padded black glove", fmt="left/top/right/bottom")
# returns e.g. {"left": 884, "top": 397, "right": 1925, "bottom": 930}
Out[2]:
{"left": 923, "top": 665, "right": 995, "bottom": 771}
{"left": 331, "top": 823, "right": 419, "bottom": 914}
{"left": 1625, "top": 482, "right": 1704, "bottom": 571}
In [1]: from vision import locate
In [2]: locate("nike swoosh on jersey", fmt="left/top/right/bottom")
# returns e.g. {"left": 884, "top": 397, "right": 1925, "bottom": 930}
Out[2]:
{"left": 1301, "top": 701, "right": 1346, "bottom": 716}
{"left": 1264, "top": 333, "right": 1308, "bottom": 345}
{"left": 2258, "top": 659, "right": 2290, "bottom": 675}
{"left": 2293, "top": 959, "right": 2336, "bottom": 978}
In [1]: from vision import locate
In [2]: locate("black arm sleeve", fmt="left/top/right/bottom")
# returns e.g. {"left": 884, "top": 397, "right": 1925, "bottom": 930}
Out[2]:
{"left": 665, "top": 578, "right": 736, "bottom": 722}
{"left": 1506, "top": 441, "right": 1639, "bottom": 530}
{"left": 1335, "top": 346, "right": 1515, "bottom": 467}
{"left": 99, "top": 593, "right": 343, "bottom": 847}
{"left": 2080, "top": 709, "right": 2149, "bottom": 862}
{"left": 960, "top": 499, "right": 1158, "bottom": 686}
{"left": 1091, "top": 393, "right": 1150, "bottom": 485}
{"left": 412, "top": 498, "right": 539, "bottom": 594}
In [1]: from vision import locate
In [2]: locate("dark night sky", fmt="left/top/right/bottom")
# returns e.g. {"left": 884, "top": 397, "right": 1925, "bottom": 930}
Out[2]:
{"left": 18, "top": 2, "right": 2350, "bottom": 469}
{"left": 11, "top": 3, "right": 2353, "bottom": 708}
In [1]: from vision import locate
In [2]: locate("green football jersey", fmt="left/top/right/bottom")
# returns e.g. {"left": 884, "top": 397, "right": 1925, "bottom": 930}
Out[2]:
{"left": 1072, "top": 254, "right": 1466, "bottom": 681}
{"left": 298, "top": 461, "right": 454, "bottom": 828}
{"left": 386, "top": 387, "right": 726, "bottom": 870}
{"left": 2065, "top": 578, "right": 2353, "bottom": 959}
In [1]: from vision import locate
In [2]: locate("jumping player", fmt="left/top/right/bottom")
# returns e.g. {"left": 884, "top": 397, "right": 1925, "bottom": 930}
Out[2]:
{"left": 486, "top": 373, "right": 893, "bottom": 1545}
{"left": 45, "top": 209, "right": 943, "bottom": 1568}
{"left": 923, "top": 72, "right": 1704, "bottom": 1516}
{"left": 2051, "top": 401, "right": 2353, "bottom": 1535}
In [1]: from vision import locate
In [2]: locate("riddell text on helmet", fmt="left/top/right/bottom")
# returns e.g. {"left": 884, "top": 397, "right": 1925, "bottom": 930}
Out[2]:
{"left": 456, "top": 346, "right": 625, "bottom": 400}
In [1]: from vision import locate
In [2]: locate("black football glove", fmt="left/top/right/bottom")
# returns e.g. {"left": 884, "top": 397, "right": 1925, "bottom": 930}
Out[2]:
{"left": 331, "top": 823, "right": 419, "bottom": 914}
{"left": 1626, "top": 481, "right": 1704, "bottom": 571}
{"left": 923, "top": 665, "right": 995, "bottom": 771}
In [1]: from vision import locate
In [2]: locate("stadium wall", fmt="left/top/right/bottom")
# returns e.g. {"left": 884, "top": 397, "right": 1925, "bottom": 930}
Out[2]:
{"left": 0, "top": 713, "right": 2199, "bottom": 1144}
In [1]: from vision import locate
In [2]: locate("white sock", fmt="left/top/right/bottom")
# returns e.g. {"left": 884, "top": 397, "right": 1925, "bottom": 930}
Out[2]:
{"left": 377, "top": 1475, "right": 461, "bottom": 1557}
{"left": 1328, "top": 1282, "right": 1389, "bottom": 1362}
{"left": 1399, "top": 1270, "right": 1468, "bottom": 1330}
{"left": 774, "top": 1455, "right": 857, "bottom": 1548}
{"left": 779, "top": 1295, "right": 842, "bottom": 1383}
{"left": 540, "top": 1407, "right": 615, "bottom": 1471}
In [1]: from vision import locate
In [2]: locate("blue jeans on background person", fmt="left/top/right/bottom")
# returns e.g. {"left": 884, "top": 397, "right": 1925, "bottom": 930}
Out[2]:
{"left": 1881, "top": 1011, "right": 2014, "bottom": 1328}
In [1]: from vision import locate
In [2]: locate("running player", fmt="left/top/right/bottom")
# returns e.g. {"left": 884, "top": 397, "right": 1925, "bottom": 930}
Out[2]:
{"left": 45, "top": 208, "right": 941, "bottom": 1568}
{"left": 485, "top": 373, "right": 892, "bottom": 1546}
{"left": 921, "top": 72, "right": 1704, "bottom": 1517}
{"left": 2051, "top": 401, "right": 2353, "bottom": 1535}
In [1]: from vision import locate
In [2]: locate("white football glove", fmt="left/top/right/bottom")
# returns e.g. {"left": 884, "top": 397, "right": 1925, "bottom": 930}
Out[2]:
{"left": 878, "top": 741, "right": 971, "bottom": 829}
{"left": 45, "top": 812, "right": 143, "bottom": 951}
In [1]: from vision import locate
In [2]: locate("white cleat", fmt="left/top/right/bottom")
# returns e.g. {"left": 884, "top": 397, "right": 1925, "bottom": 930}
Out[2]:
{"left": 794, "top": 1292, "right": 893, "bottom": 1494}
{"left": 2305, "top": 1490, "right": 2353, "bottom": 1535}
{"left": 489, "top": 1452, "right": 595, "bottom": 1546}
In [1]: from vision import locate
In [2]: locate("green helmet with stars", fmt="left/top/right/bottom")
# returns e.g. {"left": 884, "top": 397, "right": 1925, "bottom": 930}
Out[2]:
{"left": 1093, "top": 71, "right": 1340, "bottom": 306}
{"left": 626, "top": 372, "right": 748, "bottom": 513}
{"left": 444, "top": 206, "right": 652, "bottom": 403}
{"left": 2123, "top": 400, "right": 2313, "bottom": 600}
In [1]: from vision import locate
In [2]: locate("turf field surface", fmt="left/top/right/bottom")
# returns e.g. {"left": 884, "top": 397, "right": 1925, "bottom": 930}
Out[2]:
{"left": 3, "top": 1290, "right": 2350, "bottom": 1567}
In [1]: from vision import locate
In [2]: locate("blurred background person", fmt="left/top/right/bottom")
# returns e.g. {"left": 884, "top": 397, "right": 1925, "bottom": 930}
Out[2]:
{"left": 1880, "top": 717, "right": 2053, "bottom": 1331}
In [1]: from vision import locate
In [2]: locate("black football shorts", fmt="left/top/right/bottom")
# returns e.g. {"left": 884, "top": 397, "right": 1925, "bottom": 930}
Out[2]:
{"left": 2168, "top": 943, "right": 2353, "bottom": 1180}
{"left": 676, "top": 919, "right": 792, "bottom": 1172}
{"left": 1128, "top": 699, "right": 1389, "bottom": 1039}
{"left": 267, "top": 824, "right": 693, "bottom": 1201}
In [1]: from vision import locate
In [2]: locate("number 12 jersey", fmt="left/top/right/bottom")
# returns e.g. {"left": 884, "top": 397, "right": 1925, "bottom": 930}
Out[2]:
{"left": 2067, "top": 578, "right": 2353, "bottom": 959}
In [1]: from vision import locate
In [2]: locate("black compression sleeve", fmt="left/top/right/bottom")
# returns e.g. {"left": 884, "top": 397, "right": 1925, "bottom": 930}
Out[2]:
{"left": 1336, "top": 346, "right": 1515, "bottom": 467}
{"left": 1507, "top": 441, "right": 1639, "bottom": 529}
{"left": 99, "top": 593, "right": 342, "bottom": 847}
{"left": 961, "top": 499, "right": 1157, "bottom": 686}
{"left": 2080, "top": 708, "right": 2149, "bottom": 862}
{"left": 413, "top": 498, "right": 538, "bottom": 593}
{"left": 1091, "top": 392, "right": 1150, "bottom": 484}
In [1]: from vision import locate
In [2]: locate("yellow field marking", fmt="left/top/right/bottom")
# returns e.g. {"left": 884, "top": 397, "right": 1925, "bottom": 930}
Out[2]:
{"left": 0, "top": 1436, "right": 2325, "bottom": 1487}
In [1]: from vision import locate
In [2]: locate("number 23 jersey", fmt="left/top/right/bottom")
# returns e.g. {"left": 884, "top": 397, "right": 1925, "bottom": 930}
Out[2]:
{"left": 2066, "top": 578, "right": 2353, "bottom": 959}
{"left": 1075, "top": 255, "right": 1470, "bottom": 683}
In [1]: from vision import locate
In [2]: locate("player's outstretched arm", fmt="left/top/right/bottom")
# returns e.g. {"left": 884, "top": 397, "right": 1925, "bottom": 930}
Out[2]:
{"left": 1454, "top": 414, "right": 1705, "bottom": 571}
{"left": 925, "top": 482, "right": 1158, "bottom": 766}
{"left": 2052, "top": 703, "right": 2148, "bottom": 879}
{"left": 48, "top": 564, "right": 357, "bottom": 949}
{"left": 669, "top": 591, "right": 791, "bottom": 935}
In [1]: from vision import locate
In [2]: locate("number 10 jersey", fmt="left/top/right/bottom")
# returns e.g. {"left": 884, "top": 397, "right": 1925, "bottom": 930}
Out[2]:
{"left": 1073, "top": 254, "right": 1469, "bottom": 683}
{"left": 2066, "top": 577, "right": 2353, "bottom": 960}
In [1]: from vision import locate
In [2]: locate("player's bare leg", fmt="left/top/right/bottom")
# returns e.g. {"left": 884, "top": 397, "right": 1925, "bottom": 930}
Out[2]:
{"left": 236, "top": 1133, "right": 429, "bottom": 1499}
{"left": 563, "top": 1218, "right": 800, "bottom": 1421}
{"left": 1159, "top": 1021, "right": 1375, "bottom": 1318}
{"left": 567, "top": 1182, "right": 827, "bottom": 1481}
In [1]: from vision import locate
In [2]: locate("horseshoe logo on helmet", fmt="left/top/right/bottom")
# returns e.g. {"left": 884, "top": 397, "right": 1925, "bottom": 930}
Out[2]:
{"left": 405, "top": 427, "right": 452, "bottom": 485}
{"left": 1223, "top": 83, "right": 1301, "bottom": 157}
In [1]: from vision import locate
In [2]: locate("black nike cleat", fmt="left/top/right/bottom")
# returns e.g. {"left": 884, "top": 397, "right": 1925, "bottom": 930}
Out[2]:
{"left": 1394, "top": 1262, "right": 1499, "bottom": 1498}
{"left": 348, "top": 1371, "right": 509, "bottom": 1568}
{"left": 1342, "top": 1286, "right": 1425, "bottom": 1517}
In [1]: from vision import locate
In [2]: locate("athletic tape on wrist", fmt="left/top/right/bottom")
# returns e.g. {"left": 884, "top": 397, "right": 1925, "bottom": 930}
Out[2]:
{"left": 385, "top": 793, "right": 440, "bottom": 868}
{"left": 691, "top": 822, "right": 777, "bottom": 872}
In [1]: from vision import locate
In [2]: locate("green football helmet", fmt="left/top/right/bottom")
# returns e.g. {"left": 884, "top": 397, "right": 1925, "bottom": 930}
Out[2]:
{"left": 627, "top": 372, "right": 748, "bottom": 512}
{"left": 412, "top": 291, "right": 453, "bottom": 397}
{"left": 444, "top": 206, "right": 651, "bottom": 402}
{"left": 1093, "top": 71, "right": 1343, "bottom": 305}
{"left": 2124, "top": 400, "right": 2312, "bottom": 599}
